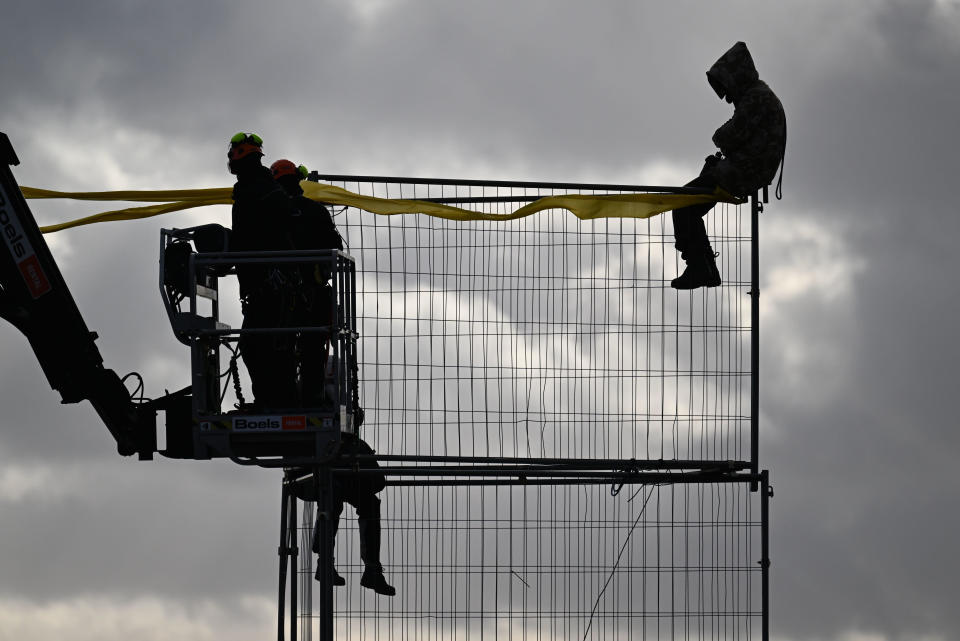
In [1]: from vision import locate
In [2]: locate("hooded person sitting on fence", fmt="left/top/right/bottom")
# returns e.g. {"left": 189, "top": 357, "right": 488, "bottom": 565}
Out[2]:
{"left": 671, "top": 41, "right": 786, "bottom": 290}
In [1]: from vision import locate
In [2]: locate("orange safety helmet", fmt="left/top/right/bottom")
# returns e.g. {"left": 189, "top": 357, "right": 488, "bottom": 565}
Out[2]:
{"left": 270, "top": 159, "right": 309, "bottom": 180}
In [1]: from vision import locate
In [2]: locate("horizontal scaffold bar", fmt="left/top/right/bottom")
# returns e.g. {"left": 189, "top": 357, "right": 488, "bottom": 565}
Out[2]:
{"left": 364, "top": 454, "right": 749, "bottom": 469}
{"left": 245, "top": 455, "right": 753, "bottom": 475}
{"left": 309, "top": 173, "right": 715, "bottom": 195}
{"left": 384, "top": 473, "right": 762, "bottom": 487}
{"left": 337, "top": 468, "right": 742, "bottom": 479}
{"left": 271, "top": 458, "right": 755, "bottom": 488}
{"left": 273, "top": 456, "right": 748, "bottom": 474}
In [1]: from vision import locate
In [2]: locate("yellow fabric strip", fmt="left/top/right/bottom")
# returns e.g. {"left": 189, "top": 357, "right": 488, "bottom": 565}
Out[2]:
{"left": 22, "top": 183, "right": 741, "bottom": 234}
{"left": 21, "top": 186, "right": 233, "bottom": 203}
{"left": 299, "top": 182, "right": 740, "bottom": 222}
{"left": 36, "top": 200, "right": 232, "bottom": 234}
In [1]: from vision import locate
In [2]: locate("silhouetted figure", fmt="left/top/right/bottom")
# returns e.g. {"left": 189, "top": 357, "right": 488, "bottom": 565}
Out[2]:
{"left": 228, "top": 133, "right": 300, "bottom": 409}
{"left": 326, "top": 434, "right": 394, "bottom": 596}
{"left": 269, "top": 163, "right": 394, "bottom": 593}
{"left": 294, "top": 433, "right": 396, "bottom": 596}
{"left": 672, "top": 42, "right": 786, "bottom": 290}
{"left": 270, "top": 159, "right": 344, "bottom": 407}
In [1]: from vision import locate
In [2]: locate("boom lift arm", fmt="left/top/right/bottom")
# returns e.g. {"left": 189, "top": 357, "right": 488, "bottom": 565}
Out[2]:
{"left": 0, "top": 132, "right": 151, "bottom": 457}
{"left": 1, "top": 131, "right": 354, "bottom": 464}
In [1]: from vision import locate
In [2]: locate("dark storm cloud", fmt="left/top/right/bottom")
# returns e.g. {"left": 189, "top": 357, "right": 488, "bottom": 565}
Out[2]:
{"left": 756, "top": 3, "right": 960, "bottom": 639}
{"left": 1, "top": 1, "right": 959, "bottom": 640}
{"left": 1, "top": 0, "right": 787, "bottom": 178}
{"left": 784, "top": 0, "right": 960, "bottom": 219}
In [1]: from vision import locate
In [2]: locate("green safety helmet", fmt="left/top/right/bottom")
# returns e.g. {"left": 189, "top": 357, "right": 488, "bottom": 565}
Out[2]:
{"left": 228, "top": 132, "right": 264, "bottom": 163}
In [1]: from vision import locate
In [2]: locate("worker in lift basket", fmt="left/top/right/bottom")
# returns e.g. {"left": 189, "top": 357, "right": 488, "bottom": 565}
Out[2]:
{"left": 227, "top": 133, "right": 299, "bottom": 409}
{"left": 670, "top": 41, "right": 786, "bottom": 290}
{"left": 270, "top": 159, "right": 344, "bottom": 408}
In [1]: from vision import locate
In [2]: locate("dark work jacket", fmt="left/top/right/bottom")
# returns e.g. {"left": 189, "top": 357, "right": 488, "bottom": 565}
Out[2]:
{"left": 231, "top": 166, "right": 299, "bottom": 298}
{"left": 705, "top": 42, "right": 786, "bottom": 195}
{"left": 282, "top": 181, "right": 344, "bottom": 285}
{"left": 338, "top": 434, "right": 386, "bottom": 495}
{"left": 291, "top": 195, "right": 343, "bottom": 253}
{"left": 288, "top": 435, "right": 385, "bottom": 501}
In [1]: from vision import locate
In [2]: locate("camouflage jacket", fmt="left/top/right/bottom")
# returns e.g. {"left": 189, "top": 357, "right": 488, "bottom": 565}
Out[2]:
{"left": 706, "top": 42, "right": 786, "bottom": 195}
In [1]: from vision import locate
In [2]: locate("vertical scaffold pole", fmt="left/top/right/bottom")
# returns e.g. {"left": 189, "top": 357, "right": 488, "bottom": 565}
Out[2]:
{"left": 289, "top": 493, "right": 298, "bottom": 641}
{"left": 760, "top": 469, "right": 772, "bottom": 641}
{"left": 750, "top": 192, "right": 762, "bottom": 490}
{"left": 315, "top": 466, "right": 335, "bottom": 641}
{"left": 278, "top": 482, "right": 290, "bottom": 641}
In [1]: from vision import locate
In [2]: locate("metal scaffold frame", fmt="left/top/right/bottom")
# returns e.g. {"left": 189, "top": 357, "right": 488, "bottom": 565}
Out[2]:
{"left": 263, "top": 176, "right": 772, "bottom": 641}
{"left": 278, "top": 466, "right": 770, "bottom": 641}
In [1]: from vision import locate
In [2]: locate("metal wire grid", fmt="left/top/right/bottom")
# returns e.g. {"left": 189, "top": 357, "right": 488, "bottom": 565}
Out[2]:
{"left": 281, "top": 178, "right": 760, "bottom": 639}
{"left": 325, "top": 179, "right": 751, "bottom": 464}
{"left": 298, "top": 482, "right": 762, "bottom": 641}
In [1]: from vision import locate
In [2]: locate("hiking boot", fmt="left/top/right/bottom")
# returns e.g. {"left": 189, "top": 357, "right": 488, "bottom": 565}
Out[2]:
{"left": 315, "top": 564, "right": 346, "bottom": 586}
{"left": 671, "top": 249, "right": 721, "bottom": 290}
{"left": 360, "top": 566, "right": 396, "bottom": 596}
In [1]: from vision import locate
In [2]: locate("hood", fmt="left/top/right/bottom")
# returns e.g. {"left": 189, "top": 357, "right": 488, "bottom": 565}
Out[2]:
{"left": 706, "top": 41, "right": 760, "bottom": 103}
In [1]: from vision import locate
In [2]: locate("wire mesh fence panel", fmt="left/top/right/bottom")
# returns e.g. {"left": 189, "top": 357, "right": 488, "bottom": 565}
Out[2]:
{"left": 298, "top": 481, "right": 762, "bottom": 641}
{"left": 290, "top": 177, "right": 760, "bottom": 639}
{"left": 322, "top": 178, "right": 751, "bottom": 464}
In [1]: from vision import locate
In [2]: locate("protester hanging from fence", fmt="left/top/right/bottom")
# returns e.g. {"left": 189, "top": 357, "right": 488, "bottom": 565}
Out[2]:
{"left": 323, "top": 433, "right": 395, "bottom": 596}
{"left": 671, "top": 41, "right": 786, "bottom": 290}
{"left": 228, "top": 133, "right": 300, "bottom": 409}
{"left": 270, "top": 159, "right": 345, "bottom": 408}
{"left": 290, "top": 433, "right": 396, "bottom": 597}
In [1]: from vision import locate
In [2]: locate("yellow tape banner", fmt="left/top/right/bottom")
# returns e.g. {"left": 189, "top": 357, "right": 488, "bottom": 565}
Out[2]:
{"left": 21, "top": 183, "right": 740, "bottom": 234}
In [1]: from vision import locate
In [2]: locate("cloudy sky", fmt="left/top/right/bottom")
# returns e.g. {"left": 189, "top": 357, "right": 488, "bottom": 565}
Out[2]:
{"left": 2, "top": 1, "right": 959, "bottom": 639}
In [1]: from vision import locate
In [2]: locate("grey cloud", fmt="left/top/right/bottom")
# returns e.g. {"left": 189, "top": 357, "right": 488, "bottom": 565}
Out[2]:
{"left": 2, "top": 1, "right": 801, "bottom": 179}
{"left": 0, "top": 455, "right": 280, "bottom": 601}
{"left": 2, "top": 1, "right": 960, "bottom": 640}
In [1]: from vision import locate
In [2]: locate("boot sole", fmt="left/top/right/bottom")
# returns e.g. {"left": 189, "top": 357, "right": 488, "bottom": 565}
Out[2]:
{"left": 360, "top": 576, "right": 396, "bottom": 596}
{"left": 670, "top": 279, "right": 721, "bottom": 290}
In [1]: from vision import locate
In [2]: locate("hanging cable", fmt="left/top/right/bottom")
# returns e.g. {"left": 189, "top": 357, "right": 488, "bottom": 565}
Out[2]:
{"left": 582, "top": 485, "right": 658, "bottom": 641}
{"left": 226, "top": 343, "right": 246, "bottom": 409}
{"left": 121, "top": 371, "right": 146, "bottom": 403}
